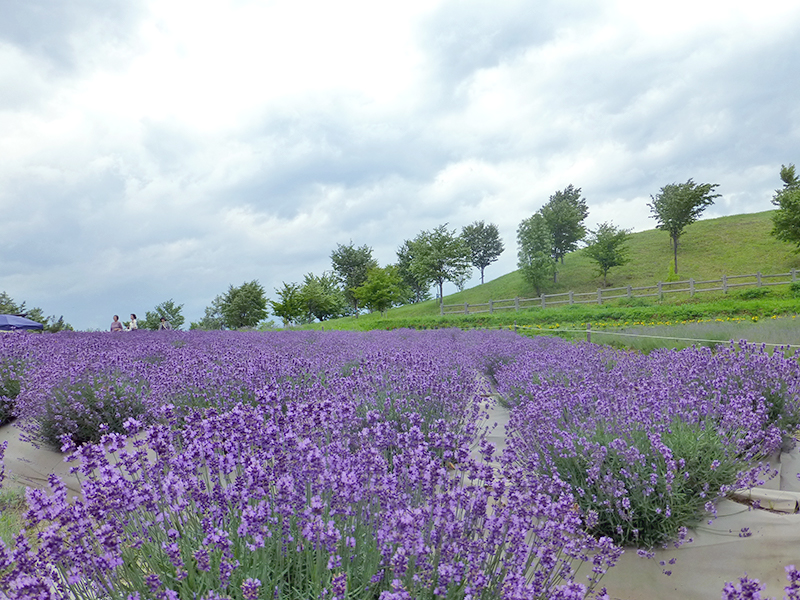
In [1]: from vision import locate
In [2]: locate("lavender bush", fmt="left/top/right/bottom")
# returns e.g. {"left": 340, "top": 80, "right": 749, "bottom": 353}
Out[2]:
{"left": 492, "top": 338, "right": 800, "bottom": 549}
{"left": 1, "top": 330, "right": 798, "bottom": 598}
{"left": 0, "top": 329, "right": 621, "bottom": 598}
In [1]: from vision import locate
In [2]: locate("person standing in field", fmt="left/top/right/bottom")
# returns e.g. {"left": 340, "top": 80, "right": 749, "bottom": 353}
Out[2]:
{"left": 158, "top": 317, "right": 172, "bottom": 330}
{"left": 128, "top": 314, "right": 138, "bottom": 331}
{"left": 110, "top": 315, "right": 124, "bottom": 333}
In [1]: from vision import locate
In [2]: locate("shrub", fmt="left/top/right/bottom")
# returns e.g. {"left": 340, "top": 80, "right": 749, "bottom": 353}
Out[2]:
{"left": 737, "top": 287, "right": 771, "bottom": 300}
{"left": 543, "top": 419, "right": 739, "bottom": 548}
{"left": 34, "top": 371, "right": 149, "bottom": 449}
{"left": 0, "top": 362, "right": 22, "bottom": 426}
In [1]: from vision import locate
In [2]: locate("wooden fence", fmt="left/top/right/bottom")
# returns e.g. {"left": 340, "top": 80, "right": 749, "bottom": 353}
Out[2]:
{"left": 440, "top": 270, "right": 800, "bottom": 316}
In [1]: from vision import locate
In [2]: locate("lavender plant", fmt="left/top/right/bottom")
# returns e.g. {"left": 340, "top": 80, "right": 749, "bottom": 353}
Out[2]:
{"left": 492, "top": 337, "right": 800, "bottom": 550}
{"left": 0, "top": 330, "right": 626, "bottom": 599}
{"left": 722, "top": 566, "right": 800, "bottom": 600}
{"left": 1, "top": 402, "right": 619, "bottom": 599}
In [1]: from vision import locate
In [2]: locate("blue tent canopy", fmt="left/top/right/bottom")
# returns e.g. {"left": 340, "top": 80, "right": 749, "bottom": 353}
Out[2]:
{"left": 0, "top": 314, "right": 44, "bottom": 331}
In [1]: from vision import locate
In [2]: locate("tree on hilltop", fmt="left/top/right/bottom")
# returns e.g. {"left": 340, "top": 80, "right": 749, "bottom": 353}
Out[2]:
{"left": 353, "top": 266, "right": 406, "bottom": 316}
{"left": 583, "top": 222, "right": 631, "bottom": 286}
{"left": 270, "top": 282, "right": 305, "bottom": 327}
{"left": 461, "top": 221, "right": 504, "bottom": 285}
{"left": 540, "top": 185, "right": 589, "bottom": 268}
{"left": 517, "top": 213, "right": 556, "bottom": 296}
{"left": 300, "top": 272, "right": 347, "bottom": 322}
{"left": 142, "top": 299, "right": 185, "bottom": 330}
{"left": 396, "top": 240, "right": 431, "bottom": 304}
{"left": 331, "top": 242, "right": 378, "bottom": 315}
{"left": 408, "top": 224, "right": 472, "bottom": 306}
{"left": 770, "top": 163, "right": 800, "bottom": 251}
{"left": 221, "top": 280, "right": 268, "bottom": 329}
{"left": 648, "top": 179, "right": 720, "bottom": 275}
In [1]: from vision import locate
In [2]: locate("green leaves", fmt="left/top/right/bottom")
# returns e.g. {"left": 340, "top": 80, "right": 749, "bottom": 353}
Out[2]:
{"left": 516, "top": 213, "right": 555, "bottom": 295}
{"left": 407, "top": 224, "right": 472, "bottom": 305}
{"left": 648, "top": 179, "right": 720, "bottom": 274}
{"left": 353, "top": 266, "right": 405, "bottom": 316}
{"left": 583, "top": 222, "right": 631, "bottom": 286}
{"left": 461, "top": 221, "right": 504, "bottom": 284}
{"left": 330, "top": 242, "right": 378, "bottom": 313}
{"left": 221, "top": 281, "right": 268, "bottom": 329}
{"left": 540, "top": 185, "right": 589, "bottom": 264}
{"left": 142, "top": 299, "right": 185, "bottom": 330}
{"left": 771, "top": 163, "right": 800, "bottom": 250}
{"left": 270, "top": 282, "right": 305, "bottom": 327}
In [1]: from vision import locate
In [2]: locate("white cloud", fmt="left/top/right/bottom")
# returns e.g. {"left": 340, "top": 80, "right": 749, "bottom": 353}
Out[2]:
{"left": 1, "top": 0, "right": 799, "bottom": 328}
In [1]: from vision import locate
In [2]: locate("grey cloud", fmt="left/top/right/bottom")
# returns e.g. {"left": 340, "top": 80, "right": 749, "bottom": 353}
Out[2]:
{"left": 0, "top": 0, "right": 145, "bottom": 72}
{"left": 419, "top": 0, "right": 598, "bottom": 88}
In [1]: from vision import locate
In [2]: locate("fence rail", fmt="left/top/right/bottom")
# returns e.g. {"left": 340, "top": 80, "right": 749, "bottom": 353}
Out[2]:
{"left": 440, "top": 270, "right": 800, "bottom": 316}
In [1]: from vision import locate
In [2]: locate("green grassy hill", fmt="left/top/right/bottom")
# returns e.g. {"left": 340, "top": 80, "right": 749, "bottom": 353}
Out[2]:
{"left": 312, "top": 210, "right": 800, "bottom": 329}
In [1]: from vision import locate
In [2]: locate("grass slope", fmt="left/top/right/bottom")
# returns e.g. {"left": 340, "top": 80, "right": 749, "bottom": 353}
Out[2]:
{"left": 313, "top": 210, "right": 800, "bottom": 329}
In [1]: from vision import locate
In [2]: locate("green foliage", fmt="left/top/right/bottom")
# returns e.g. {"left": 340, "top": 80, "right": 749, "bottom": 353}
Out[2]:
{"left": 190, "top": 295, "right": 226, "bottom": 330}
{"left": 583, "top": 222, "right": 631, "bottom": 286}
{"left": 540, "top": 184, "right": 589, "bottom": 264}
{"left": 408, "top": 224, "right": 472, "bottom": 305}
{"left": 313, "top": 211, "right": 800, "bottom": 328}
{"left": 395, "top": 240, "right": 432, "bottom": 304}
{"left": 300, "top": 272, "right": 347, "bottom": 322}
{"left": 737, "top": 287, "right": 770, "bottom": 300}
{"left": 517, "top": 213, "right": 556, "bottom": 295}
{"left": 0, "top": 291, "right": 72, "bottom": 332}
{"left": 221, "top": 280, "right": 268, "bottom": 329}
{"left": 0, "top": 487, "right": 26, "bottom": 547}
{"left": 544, "top": 420, "right": 739, "bottom": 549}
{"left": 270, "top": 282, "right": 306, "bottom": 327}
{"left": 770, "top": 163, "right": 800, "bottom": 251}
{"left": 665, "top": 264, "right": 679, "bottom": 282}
{"left": 330, "top": 241, "right": 378, "bottom": 313}
{"left": 142, "top": 299, "right": 185, "bottom": 331}
{"left": 353, "top": 266, "right": 406, "bottom": 316}
{"left": 35, "top": 372, "right": 149, "bottom": 449}
{"left": 648, "top": 179, "right": 721, "bottom": 274}
{"left": 461, "top": 221, "right": 505, "bottom": 284}
{"left": 0, "top": 371, "right": 21, "bottom": 426}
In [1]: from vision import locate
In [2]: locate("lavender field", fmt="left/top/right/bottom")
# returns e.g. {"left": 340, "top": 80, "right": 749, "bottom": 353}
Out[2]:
{"left": 0, "top": 330, "right": 799, "bottom": 599}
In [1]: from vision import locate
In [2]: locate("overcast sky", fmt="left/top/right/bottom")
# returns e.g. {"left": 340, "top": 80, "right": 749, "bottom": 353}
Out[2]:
{"left": 2, "top": 0, "right": 799, "bottom": 330}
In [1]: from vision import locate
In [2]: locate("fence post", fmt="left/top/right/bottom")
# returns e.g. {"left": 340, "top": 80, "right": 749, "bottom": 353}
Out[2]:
{"left": 515, "top": 297, "right": 520, "bottom": 312}
{"left": 597, "top": 288, "right": 602, "bottom": 305}
{"left": 569, "top": 290, "right": 574, "bottom": 305}
{"left": 464, "top": 303, "right": 468, "bottom": 315}
{"left": 793, "top": 269, "right": 797, "bottom": 283}
{"left": 541, "top": 294, "right": 546, "bottom": 308}
{"left": 489, "top": 300, "right": 494, "bottom": 314}
{"left": 658, "top": 281, "right": 663, "bottom": 301}
{"left": 757, "top": 272, "right": 762, "bottom": 287}
{"left": 722, "top": 274, "right": 728, "bottom": 294}
{"left": 690, "top": 278, "right": 695, "bottom": 297}
{"left": 586, "top": 323, "right": 591, "bottom": 343}
{"left": 627, "top": 285, "right": 632, "bottom": 298}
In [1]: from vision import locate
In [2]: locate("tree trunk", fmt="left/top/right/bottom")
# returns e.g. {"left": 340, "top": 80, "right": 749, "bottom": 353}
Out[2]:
{"left": 480, "top": 268, "right": 485, "bottom": 285}
{"left": 672, "top": 235, "right": 679, "bottom": 274}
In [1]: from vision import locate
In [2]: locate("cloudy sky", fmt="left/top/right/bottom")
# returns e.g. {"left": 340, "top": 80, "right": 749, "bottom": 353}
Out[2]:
{"left": 2, "top": 0, "right": 799, "bottom": 330}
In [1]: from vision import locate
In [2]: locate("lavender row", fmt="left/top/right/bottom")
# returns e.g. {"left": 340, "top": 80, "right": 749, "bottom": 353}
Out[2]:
{"left": 0, "top": 330, "right": 620, "bottom": 599}
{"left": 3, "top": 330, "right": 489, "bottom": 450}
{"left": 491, "top": 337, "right": 800, "bottom": 549}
